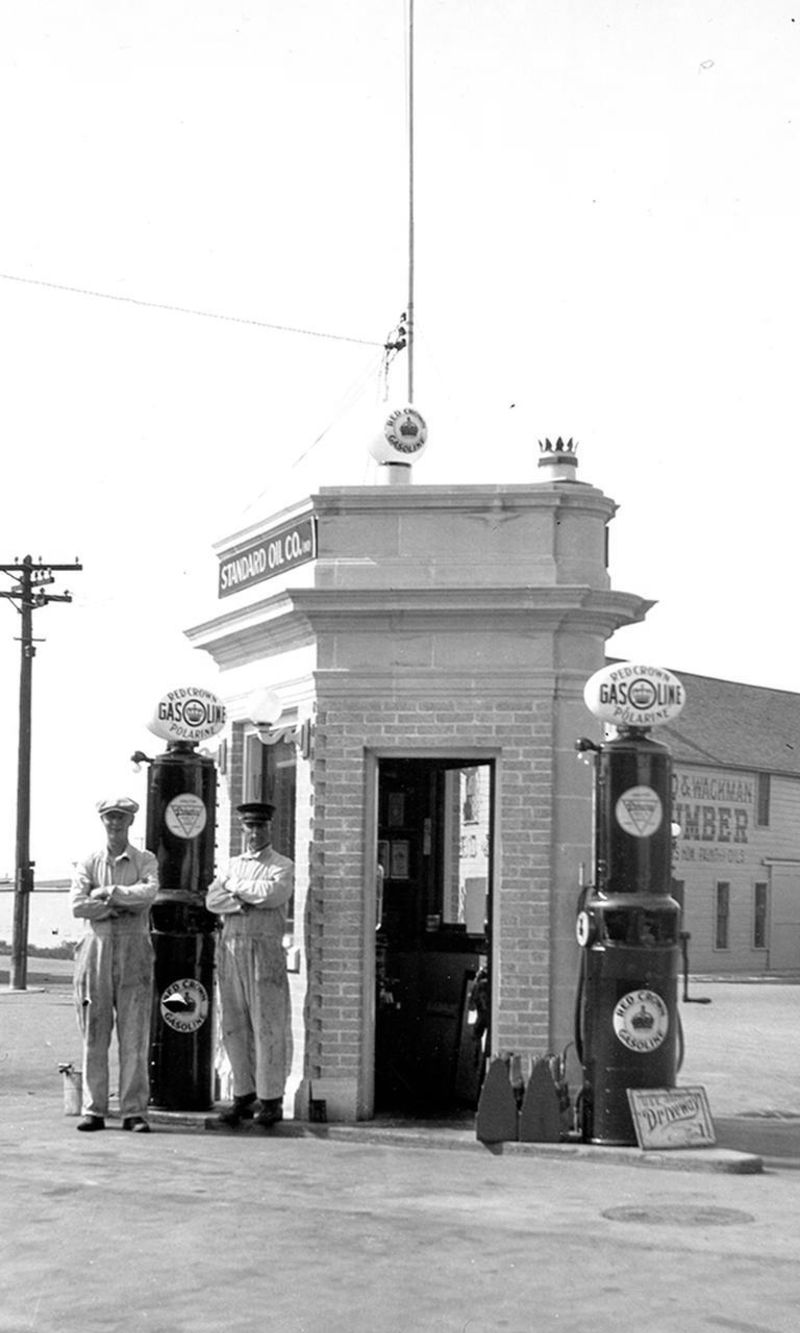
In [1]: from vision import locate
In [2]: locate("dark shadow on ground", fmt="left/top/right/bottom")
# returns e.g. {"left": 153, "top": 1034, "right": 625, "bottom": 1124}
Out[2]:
{"left": 715, "top": 1115, "right": 800, "bottom": 1166}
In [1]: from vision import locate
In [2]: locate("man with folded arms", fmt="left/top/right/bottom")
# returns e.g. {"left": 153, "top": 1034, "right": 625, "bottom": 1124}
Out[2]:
{"left": 71, "top": 797, "right": 158, "bottom": 1133}
{"left": 206, "top": 802, "right": 294, "bottom": 1128}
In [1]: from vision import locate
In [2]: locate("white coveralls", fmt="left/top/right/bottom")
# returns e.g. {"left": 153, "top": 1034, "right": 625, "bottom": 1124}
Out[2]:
{"left": 71, "top": 846, "right": 159, "bottom": 1118}
{"left": 206, "top": 846, "right": 294, "bottom": 1101}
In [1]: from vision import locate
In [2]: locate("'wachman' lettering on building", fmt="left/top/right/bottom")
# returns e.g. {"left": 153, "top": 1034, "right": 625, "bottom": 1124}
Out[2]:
{"left": 218, "top": 515, "right": 317, "bottom": 597}
{"left": 675, "top": 773, "right": 754, "bottom": 805}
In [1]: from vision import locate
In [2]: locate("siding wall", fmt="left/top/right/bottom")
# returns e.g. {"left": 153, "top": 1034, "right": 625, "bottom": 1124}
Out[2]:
{"left": 673, "top": 763, "right": 800, "bottom": 974}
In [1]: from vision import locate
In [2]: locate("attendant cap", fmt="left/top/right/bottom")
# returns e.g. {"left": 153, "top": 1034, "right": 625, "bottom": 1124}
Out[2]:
{"left": 237, "top": 801, "right": 275, "bottom": 823}
{"left": 97, "top": 797, "right": 139, "bottom": 816}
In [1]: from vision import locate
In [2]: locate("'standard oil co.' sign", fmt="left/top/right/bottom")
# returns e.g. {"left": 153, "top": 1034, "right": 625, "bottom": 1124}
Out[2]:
{"left": 218, "top": 515, "right": 317, "bottom": 598}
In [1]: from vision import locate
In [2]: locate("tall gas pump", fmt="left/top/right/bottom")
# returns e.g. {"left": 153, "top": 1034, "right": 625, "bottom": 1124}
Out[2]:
{"left": 140, "top": 687, "right": 226, "bottom": 1112}
{"left": 575, "top": 663, "right": 686, "bottom": 1145}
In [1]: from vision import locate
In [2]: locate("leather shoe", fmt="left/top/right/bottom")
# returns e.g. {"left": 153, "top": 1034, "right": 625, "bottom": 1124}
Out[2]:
{"left": 122, "top": 1117, "right": 151, "bottom": 1133}
{"left": 254, "top": 1098, "right": 283, "bottom": 1128}
{"left": 217, "top": 1093, "right": 257, "bottom": 1127}
{"left": 76, "top": 1115, "right": 105, "bottom": 1132}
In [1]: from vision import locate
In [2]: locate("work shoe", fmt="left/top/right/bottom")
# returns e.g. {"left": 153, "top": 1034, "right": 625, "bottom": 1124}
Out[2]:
{"left": 217, "top": 1092, "right": 258, "bottom": 1127}
{"left": 122, "top": 1117, "right": 151, "bottom": 1133}
{"left": 254, "top": 1098, "right": 283, "bottom": 1128}
{"left": 76, "top": 1115, "right": 105, "bottom": 1132}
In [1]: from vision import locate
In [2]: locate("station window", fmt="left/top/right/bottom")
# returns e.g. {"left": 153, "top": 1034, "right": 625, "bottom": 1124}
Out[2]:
{"left": 753, "top": 882, "right": 769, "bottom": 950}
{"left": 714, "top": 881, "right": 730, "bottom": 950}
{"left": 244, "top": 731, "right": 297, "bottom": 928}
{"left": 756, "top": 773, "right": 771, "bottom": 828}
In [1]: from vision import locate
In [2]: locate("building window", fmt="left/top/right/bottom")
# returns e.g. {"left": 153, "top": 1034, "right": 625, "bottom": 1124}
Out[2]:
{"left": 756, "top": 773, "right": 771, "bottom": 827}
{"left": 714, "top": 881, "right": 730, "bottom": 950}
{"left": 244, "top": 732, "right": 297, "bottom": 927}
{"left": 753, "top": 882, "right": 769, "bottom": 950}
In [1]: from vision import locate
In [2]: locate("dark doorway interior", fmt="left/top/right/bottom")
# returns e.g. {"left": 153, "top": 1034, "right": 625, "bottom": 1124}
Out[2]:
{"left": 374, "top": 757, "right": 493, "bottom": 1116}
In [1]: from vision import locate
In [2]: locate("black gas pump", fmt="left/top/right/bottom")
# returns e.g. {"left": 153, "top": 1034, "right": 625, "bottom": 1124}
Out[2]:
{"left": 575, "top": 663, "right": 686, "bottom": 1146}
{"left": 140, "top": 686, "right": 226, "bottom": 1112}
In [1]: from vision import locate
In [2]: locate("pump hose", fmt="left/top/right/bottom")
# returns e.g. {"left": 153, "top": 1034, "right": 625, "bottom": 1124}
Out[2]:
{"left": 573, "top": 885, "right": 592, "bottom": 1065}
{"left": 573, "top": 950, "right": 586, "bottom": 1065}
{"left": 676, "top": 1004, "right": 685, "bottom": 1073}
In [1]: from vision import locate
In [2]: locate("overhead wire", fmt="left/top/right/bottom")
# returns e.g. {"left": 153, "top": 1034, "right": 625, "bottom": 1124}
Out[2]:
{"left": 290, "top": 348, "right": 387, "bottom": 469}
{"left": 234, "top": 345, "right": 387, "bottom": 521}
{"left": 0, "top": 271, "right": 385, "bottom": 348}
{"left": 283, "top": 312, "right": 407, "bottom": 479}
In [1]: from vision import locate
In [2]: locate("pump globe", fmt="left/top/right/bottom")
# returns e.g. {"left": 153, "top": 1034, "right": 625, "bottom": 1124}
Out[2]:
{"left": 368, "top": 406, "right": 429, "bottom": 466}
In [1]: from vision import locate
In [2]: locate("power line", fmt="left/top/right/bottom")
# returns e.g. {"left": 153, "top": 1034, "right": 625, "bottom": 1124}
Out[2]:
{"left": 235, "top": 346, "right": 386, "bottom": 522}
{"left": 0, "top": 271, "right": 385, "bottom": 348}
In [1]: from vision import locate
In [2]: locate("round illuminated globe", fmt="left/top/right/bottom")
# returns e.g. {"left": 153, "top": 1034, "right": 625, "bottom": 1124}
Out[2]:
{"left": 368, "top": 406, "right": 429, "bottom": 465}
{"left": 148, "top": 686, "right": 227, "bottom": 743}
{"left": 246, "top": 689, "right": 283, "bottom": 727}
{"left": 583, "top": 663, "right": 686, "bottom": 729}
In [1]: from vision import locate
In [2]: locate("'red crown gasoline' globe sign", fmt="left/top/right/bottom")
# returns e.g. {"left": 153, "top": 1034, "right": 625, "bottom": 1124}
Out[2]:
{"left": 147, "top": 686, "right": 227, "bottom": 744}
{"left": 583, "top": 663, "right": 686, "bottom": 730}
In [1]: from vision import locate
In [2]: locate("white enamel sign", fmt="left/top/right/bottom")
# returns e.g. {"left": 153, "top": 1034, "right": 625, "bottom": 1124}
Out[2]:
{"left": 164, "top": 793, "right": 208, "bottom": 840}
{"left": 615, "top": 786, "right": 664, "bottom": 838}
{"left": 160, "top": 978, "right": 210, "bottom": 1033}
{"left": 613, "top": 989, "right": 669, "bottom": 1053}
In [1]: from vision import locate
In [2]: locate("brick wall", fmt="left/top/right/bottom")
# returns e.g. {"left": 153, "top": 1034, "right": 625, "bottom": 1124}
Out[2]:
{"left": 189, "top": 479, "right": 652, "bottom": 1121}
{"left": 301, "top": 690, "right": 555, "bottom": 1099}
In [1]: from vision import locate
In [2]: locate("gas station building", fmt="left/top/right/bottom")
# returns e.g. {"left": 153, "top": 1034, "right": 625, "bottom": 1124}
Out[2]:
{"left": 184, "top": 440, "right": 800, "bottom": 1122}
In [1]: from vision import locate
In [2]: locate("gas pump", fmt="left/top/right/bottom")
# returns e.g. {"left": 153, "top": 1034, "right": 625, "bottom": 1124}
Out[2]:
{"left": 575, "top": 663, "right": 686, "bottom": 1145}
{"left": 140, "top": 687, "right": 226, "bottom": 1112}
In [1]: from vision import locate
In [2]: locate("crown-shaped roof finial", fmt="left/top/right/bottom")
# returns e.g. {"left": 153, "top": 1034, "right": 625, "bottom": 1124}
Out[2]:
{"left": 537, "top": 436, "right": 579, "bottom": 481}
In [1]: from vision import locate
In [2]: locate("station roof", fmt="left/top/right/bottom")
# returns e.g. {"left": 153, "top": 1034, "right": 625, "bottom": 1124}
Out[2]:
{"left": 607, "top": 664, "right": 800, "bottom": 778}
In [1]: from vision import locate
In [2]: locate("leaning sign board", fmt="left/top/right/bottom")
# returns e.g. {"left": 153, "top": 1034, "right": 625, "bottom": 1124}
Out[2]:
{"left": 218, "top": 515, "right": 317, "bottom": 598}
{"left": 627, "top": 1086, "right": 716, "bottom": 1150}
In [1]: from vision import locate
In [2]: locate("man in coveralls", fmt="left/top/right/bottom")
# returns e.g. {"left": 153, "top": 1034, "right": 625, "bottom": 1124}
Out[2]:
{"left": 206, "top": 801, "right": 294, "bottom": 1127}
{"left": 71, "top": 797, "right": 159, "bottom": 1132}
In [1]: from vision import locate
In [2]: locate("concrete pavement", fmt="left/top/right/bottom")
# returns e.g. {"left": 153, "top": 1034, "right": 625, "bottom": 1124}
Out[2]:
{"left": 1, "top": 964, "right": 799, "bottom": 1332}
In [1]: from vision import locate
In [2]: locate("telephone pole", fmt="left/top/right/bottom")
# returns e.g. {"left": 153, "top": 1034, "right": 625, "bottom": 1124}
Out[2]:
{"left": 1, "top": 555, "right": 82, "bottom": 990}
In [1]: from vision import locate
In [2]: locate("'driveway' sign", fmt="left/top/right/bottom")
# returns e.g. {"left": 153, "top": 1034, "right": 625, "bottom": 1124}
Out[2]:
{"left": 218, "top": 514, "right": 317, "bottom": 598}
{"left": 583, "top": 662, "right": 686, "bottom": 729}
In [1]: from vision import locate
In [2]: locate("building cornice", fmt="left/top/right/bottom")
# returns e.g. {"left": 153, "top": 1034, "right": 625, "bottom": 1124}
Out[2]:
{"left": 311, "top": 482, "right": 617, "bottom": 519}
{"left": 186, "top": 585, "right": 652, "bottom": 669}
{"left": 211, "top": 482, "right": 620, "bottom": 563}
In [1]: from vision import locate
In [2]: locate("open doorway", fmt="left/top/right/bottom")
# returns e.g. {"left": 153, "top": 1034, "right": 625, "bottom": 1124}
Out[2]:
{"left": 374, "top": 757, "right": 493, "bottom": 1116}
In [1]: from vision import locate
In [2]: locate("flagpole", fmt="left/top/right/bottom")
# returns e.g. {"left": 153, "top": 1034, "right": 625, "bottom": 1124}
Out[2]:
{"left": 407, "top": 0, "right": 415, "bottom": 404}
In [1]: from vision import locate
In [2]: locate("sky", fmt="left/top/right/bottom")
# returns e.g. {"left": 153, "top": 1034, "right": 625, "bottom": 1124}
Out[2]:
{"left": 1, "top": 0, "right": 799, "bottom": 879}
